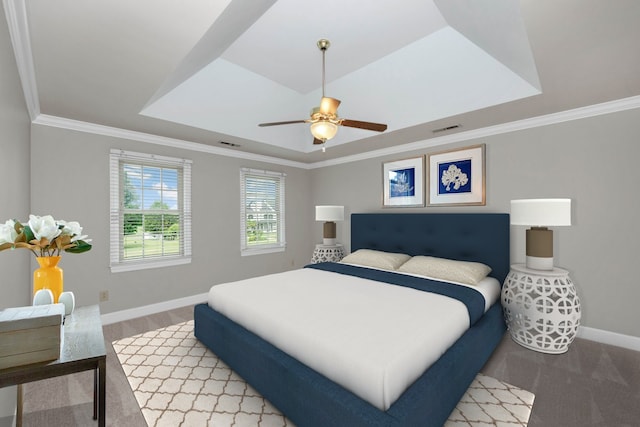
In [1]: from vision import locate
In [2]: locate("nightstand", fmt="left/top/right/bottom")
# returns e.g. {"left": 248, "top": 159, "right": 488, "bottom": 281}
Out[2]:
{"left": 501, "top": 264, "right": 581, "bottom": 354}
{"left": 310, "top": 244, "right": 345, "bottom": 264}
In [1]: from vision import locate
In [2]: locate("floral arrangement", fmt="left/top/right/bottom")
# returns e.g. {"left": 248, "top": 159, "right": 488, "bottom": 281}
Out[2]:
{"left": 0, "top": 214, "right": 92, "bottom": 257}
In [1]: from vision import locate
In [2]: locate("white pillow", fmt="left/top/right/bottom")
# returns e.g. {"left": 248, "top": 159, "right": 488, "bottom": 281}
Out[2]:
{"left": 340, "top": 249, "right": 411, "bottom": 271}
{"left": 397, "top": 256, "right": 492, "bottom": 285}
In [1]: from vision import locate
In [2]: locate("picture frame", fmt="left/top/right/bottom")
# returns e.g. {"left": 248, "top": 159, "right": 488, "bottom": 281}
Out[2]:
{"left": 382, "top": 156, "right": 425, "bottom": 207}
{"left": 427, "top": 144, "right": 485, "bottom": 206}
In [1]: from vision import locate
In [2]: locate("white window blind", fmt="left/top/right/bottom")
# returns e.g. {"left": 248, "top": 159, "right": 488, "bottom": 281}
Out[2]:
{"left": 110, "top": 149, "right": 192, "bottom": 272}
{"left": 240, "top": 168, "right": 286, "bottom": 256}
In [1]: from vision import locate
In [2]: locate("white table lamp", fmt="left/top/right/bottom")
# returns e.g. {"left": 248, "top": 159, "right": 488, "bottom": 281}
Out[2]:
{"left": 511, "top": 198, "right": 571, "bottom": 270}
{"left": 315, "top": 205, "right": 344, "bottom": 245}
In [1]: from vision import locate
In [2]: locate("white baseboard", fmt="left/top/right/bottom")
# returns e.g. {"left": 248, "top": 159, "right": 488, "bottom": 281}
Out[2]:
{"left": 0, "top": 386, "right": 16, "bottom": 423}
{"left": 100, "top": 292, "right": 208, "bottom": 326}
{"left": 577, "top": 326, "right": 640, "bottom": 352}
{"left": 100, "top": 294, "right": 640, "bottom": 353}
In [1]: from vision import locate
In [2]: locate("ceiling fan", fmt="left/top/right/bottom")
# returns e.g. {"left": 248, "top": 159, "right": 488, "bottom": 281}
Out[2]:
{"left": 258, "top": 39, "right": 387, "bottom": 151}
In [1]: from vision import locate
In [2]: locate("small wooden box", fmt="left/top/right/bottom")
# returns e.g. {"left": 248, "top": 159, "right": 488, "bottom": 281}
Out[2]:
{"left": 0, "top": 304, "right": 64, "bottom": 370}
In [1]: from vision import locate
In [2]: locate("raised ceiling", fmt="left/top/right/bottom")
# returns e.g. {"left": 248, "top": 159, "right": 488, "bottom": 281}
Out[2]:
{"left": 141, "top": 0, "right": 541, "bottom": 154}
{"left": 8, "top": 0, "right": 640, "bottom": 164}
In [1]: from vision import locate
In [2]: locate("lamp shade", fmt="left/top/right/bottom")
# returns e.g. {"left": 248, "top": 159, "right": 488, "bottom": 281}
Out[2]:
{"left": 310, "top": 121, "right": 338, "bottom": 141}
{"left": 511, "top": 198, "right": 571, "bottom": 270}
{"left": 315, "top": 206, "right": 344, "bottom": 222}
{"left": 510, "top": 199, "right": 571, "bottom": 226}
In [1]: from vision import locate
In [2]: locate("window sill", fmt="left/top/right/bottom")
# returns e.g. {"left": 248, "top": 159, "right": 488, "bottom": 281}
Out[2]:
{"left": 110, "top": 257, "right": 191, "bottom": 273}
{"left": 241, "top": 246, "right": 286, "bottom": 256}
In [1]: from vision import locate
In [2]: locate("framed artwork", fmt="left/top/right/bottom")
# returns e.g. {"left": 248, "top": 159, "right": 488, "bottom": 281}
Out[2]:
{"left": 427, "top": 144, "right": 485, "bottom": 206}
{"left": 382, "top": 156, "right": 424, "bottom": 207}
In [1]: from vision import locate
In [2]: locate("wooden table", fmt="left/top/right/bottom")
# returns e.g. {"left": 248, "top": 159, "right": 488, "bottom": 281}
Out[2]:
{"left": 0, "top": 305, "right": 106, "bottom": 426}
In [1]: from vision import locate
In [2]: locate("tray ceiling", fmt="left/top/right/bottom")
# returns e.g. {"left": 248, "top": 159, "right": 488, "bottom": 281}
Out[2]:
{"left": 9, "top": 0, "right": 640, "bottom": 163}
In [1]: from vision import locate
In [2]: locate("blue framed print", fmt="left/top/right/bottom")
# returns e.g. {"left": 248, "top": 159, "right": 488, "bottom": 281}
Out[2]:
{"left": 427, "top": 144, "right": 485, "bottom": 206}
{"left": 382, "top": 156, "right": 424, "bottom": 207}
{"left": 438, "top": 159, "right": 471, "bottom": 195}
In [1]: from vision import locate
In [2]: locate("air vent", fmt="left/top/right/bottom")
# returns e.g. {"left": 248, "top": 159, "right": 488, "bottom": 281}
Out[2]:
{"left": 219, "top": 141, "right": 240, "bottom": 147}
{"left": 432, "top": 124, "right": 461, "bottom": 133}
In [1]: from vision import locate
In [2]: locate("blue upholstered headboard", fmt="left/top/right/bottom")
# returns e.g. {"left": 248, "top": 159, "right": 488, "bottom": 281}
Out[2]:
{"left": 350, "top": 213, "right": 510, "bottom": 283}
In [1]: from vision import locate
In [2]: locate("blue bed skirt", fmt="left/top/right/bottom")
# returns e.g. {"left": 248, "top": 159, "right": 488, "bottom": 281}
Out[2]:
{"left": 194, "top": 301, "right": 506, "bottom": 427}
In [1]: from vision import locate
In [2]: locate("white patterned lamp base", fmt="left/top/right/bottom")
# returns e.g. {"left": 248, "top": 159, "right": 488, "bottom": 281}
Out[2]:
{"left": 311, "top": 244, "right": 345, "bottom": 263}
{"left": 501, "top": 264, "right": 581, "bottom": 354}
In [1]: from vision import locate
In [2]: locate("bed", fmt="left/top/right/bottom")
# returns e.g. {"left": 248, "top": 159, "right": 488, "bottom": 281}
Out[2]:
{"left": 194, "top": 213, "right": 509, "bottom": 426}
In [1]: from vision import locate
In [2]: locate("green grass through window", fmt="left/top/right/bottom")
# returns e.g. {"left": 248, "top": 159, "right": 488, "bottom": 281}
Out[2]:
{"left": 124, "top": 234, "right": 180, "bottom": 259}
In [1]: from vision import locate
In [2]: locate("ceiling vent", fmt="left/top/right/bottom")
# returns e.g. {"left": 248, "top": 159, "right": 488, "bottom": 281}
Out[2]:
{"left": 432, "top": 124, "right": 461, "bottom": 133}
{"left": 219, "top": 141, "right": 240, "bottom": 147}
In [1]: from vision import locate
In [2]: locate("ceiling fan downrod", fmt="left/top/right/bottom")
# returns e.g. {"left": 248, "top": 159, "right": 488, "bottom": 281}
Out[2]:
{"left": 317, "top": 39, "right": 330, "bottom": 98}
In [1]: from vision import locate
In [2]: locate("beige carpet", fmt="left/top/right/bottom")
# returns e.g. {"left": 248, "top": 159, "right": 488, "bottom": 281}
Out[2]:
{"left": 113, "top": 320, "right": 534, "bottom": 427}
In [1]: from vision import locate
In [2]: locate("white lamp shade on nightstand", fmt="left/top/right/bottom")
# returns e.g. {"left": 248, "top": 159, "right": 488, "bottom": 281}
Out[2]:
{"left": 511, "top": 198, "right": 571, "bottom": 270}
{"left": 315, "top": 205, "right": 344, "bottom": 222}
{"left": 511, "top": 199, "right": 571, "bottom": 226}
{"left": 315, "top": 205, "right": 344, "bottom": 245}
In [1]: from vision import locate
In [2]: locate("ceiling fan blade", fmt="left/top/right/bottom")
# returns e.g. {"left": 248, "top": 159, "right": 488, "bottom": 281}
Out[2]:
{"left": 319, "top": 97, "right": 341, "bottom": 115}
{"left": 341, "top": 119, "right": 388, "bottom": 132}
{"left": 312, "top": 137, "right": 325, "bottom": 145}
{"left": 258, "top": 120, "right": 307, "bottom": 127}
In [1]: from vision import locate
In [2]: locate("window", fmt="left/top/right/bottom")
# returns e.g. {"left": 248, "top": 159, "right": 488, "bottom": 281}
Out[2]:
{"left": 240, "top": 168, "right": 286, "bottom": 255}
{"left": 110, "top": 149, "right": 192, "bottom": 272}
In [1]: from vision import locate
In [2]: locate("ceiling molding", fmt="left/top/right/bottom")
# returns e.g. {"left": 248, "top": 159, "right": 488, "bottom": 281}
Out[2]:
{"left": 3, "top": 0, "right": 39, "bottom": 120}
{"left": 309, "top": 95, "right": 640, "bottom": 169}
{"left": 33, "top": 95, "right": 640, "bottom": 172}
{"left": 32, "top": 114, "right": 311, "bottom": 169}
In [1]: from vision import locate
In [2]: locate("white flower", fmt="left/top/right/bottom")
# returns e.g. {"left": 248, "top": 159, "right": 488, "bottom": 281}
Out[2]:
{"left": 1, "top": 215, "right": 91, "bottom": 257}
{"left": 58, "top": 220, "right": 87, "bottom": 241}
{"left": 28, "top": 214, "right": 61, "bottom": 242}
{"left": 0, "top": 219, "right": 17, "bottom": 245}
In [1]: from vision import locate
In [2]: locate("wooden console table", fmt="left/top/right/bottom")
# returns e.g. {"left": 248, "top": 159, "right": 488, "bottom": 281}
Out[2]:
{"left": 0, "top": 305, "right": 106, "bottom": 426}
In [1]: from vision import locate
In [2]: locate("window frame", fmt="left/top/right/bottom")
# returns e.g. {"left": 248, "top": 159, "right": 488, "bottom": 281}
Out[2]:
{"left": 240, "top": 167, "right": 286, "bottom": 256}
{"left": 109, "top": 149, "right": 192, "bottom": 272}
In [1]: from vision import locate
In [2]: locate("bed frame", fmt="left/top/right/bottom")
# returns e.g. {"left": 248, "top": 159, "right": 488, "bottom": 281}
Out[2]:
{"left": 194, "top": 213, "right": 509, "bottom": 426}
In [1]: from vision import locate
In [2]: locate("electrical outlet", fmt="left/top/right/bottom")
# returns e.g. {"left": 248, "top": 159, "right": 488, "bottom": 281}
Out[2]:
{"left": 99, "top": 290, "right": 109, "bottom": 302}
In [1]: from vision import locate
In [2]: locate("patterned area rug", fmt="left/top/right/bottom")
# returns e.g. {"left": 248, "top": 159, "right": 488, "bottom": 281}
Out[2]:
{"left": 113, "top": 320, "right": 535, "bottom": 427}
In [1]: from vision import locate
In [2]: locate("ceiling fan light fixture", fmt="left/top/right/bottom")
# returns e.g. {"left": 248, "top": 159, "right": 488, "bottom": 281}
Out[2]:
{"left": 257, "top": 38, "right": 387, "bottom": 149}
{"left": 310, "top": 120, "right": 338, "bottom": 142}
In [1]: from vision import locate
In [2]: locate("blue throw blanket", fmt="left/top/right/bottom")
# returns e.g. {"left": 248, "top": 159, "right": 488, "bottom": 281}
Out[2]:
{"left": 305, "top": 262, "right": 486, "bottom": 325}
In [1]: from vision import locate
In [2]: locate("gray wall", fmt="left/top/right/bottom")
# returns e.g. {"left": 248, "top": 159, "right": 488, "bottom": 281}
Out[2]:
{"left": 0, "top": 7, "right": 31, "bottom": 308}
{"left": 312, "top": 108, "right": 640, "bottom": 338}
{"left": 29, "top": 125, "right": 313, "bottom": 313}
{"left": 0, "top": 5, "right": 30, "bottom": 421}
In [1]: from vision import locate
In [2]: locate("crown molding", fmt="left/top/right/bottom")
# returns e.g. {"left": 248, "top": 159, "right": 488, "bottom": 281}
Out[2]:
{"left": 33, "top": 94, "right": 640, "bottom": 171}
{"left": 309, "top": 95, "right": 640, "bottom": 169}
{"left": 33, "top": 114, "right": 311, "bottom": 169}
{"left": 3, "top": 0, "right": 40, "bottom": 120}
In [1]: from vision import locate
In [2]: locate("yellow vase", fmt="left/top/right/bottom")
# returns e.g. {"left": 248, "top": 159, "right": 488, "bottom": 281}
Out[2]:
{"left": 33, "top": 256, "right": 64, "bottom": 303}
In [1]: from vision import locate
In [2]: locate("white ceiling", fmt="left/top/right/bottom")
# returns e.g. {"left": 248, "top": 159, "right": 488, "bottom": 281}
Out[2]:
{"left": 7, "top": 0, "right": 640, "bottom": 163}
{"left": 141, "top": 0, "right": 541, "bottom": 153}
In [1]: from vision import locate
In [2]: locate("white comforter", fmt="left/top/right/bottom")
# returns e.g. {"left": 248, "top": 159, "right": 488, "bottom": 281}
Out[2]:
{"left": 208, "top": 267, "right": 500, "bottom": 411}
